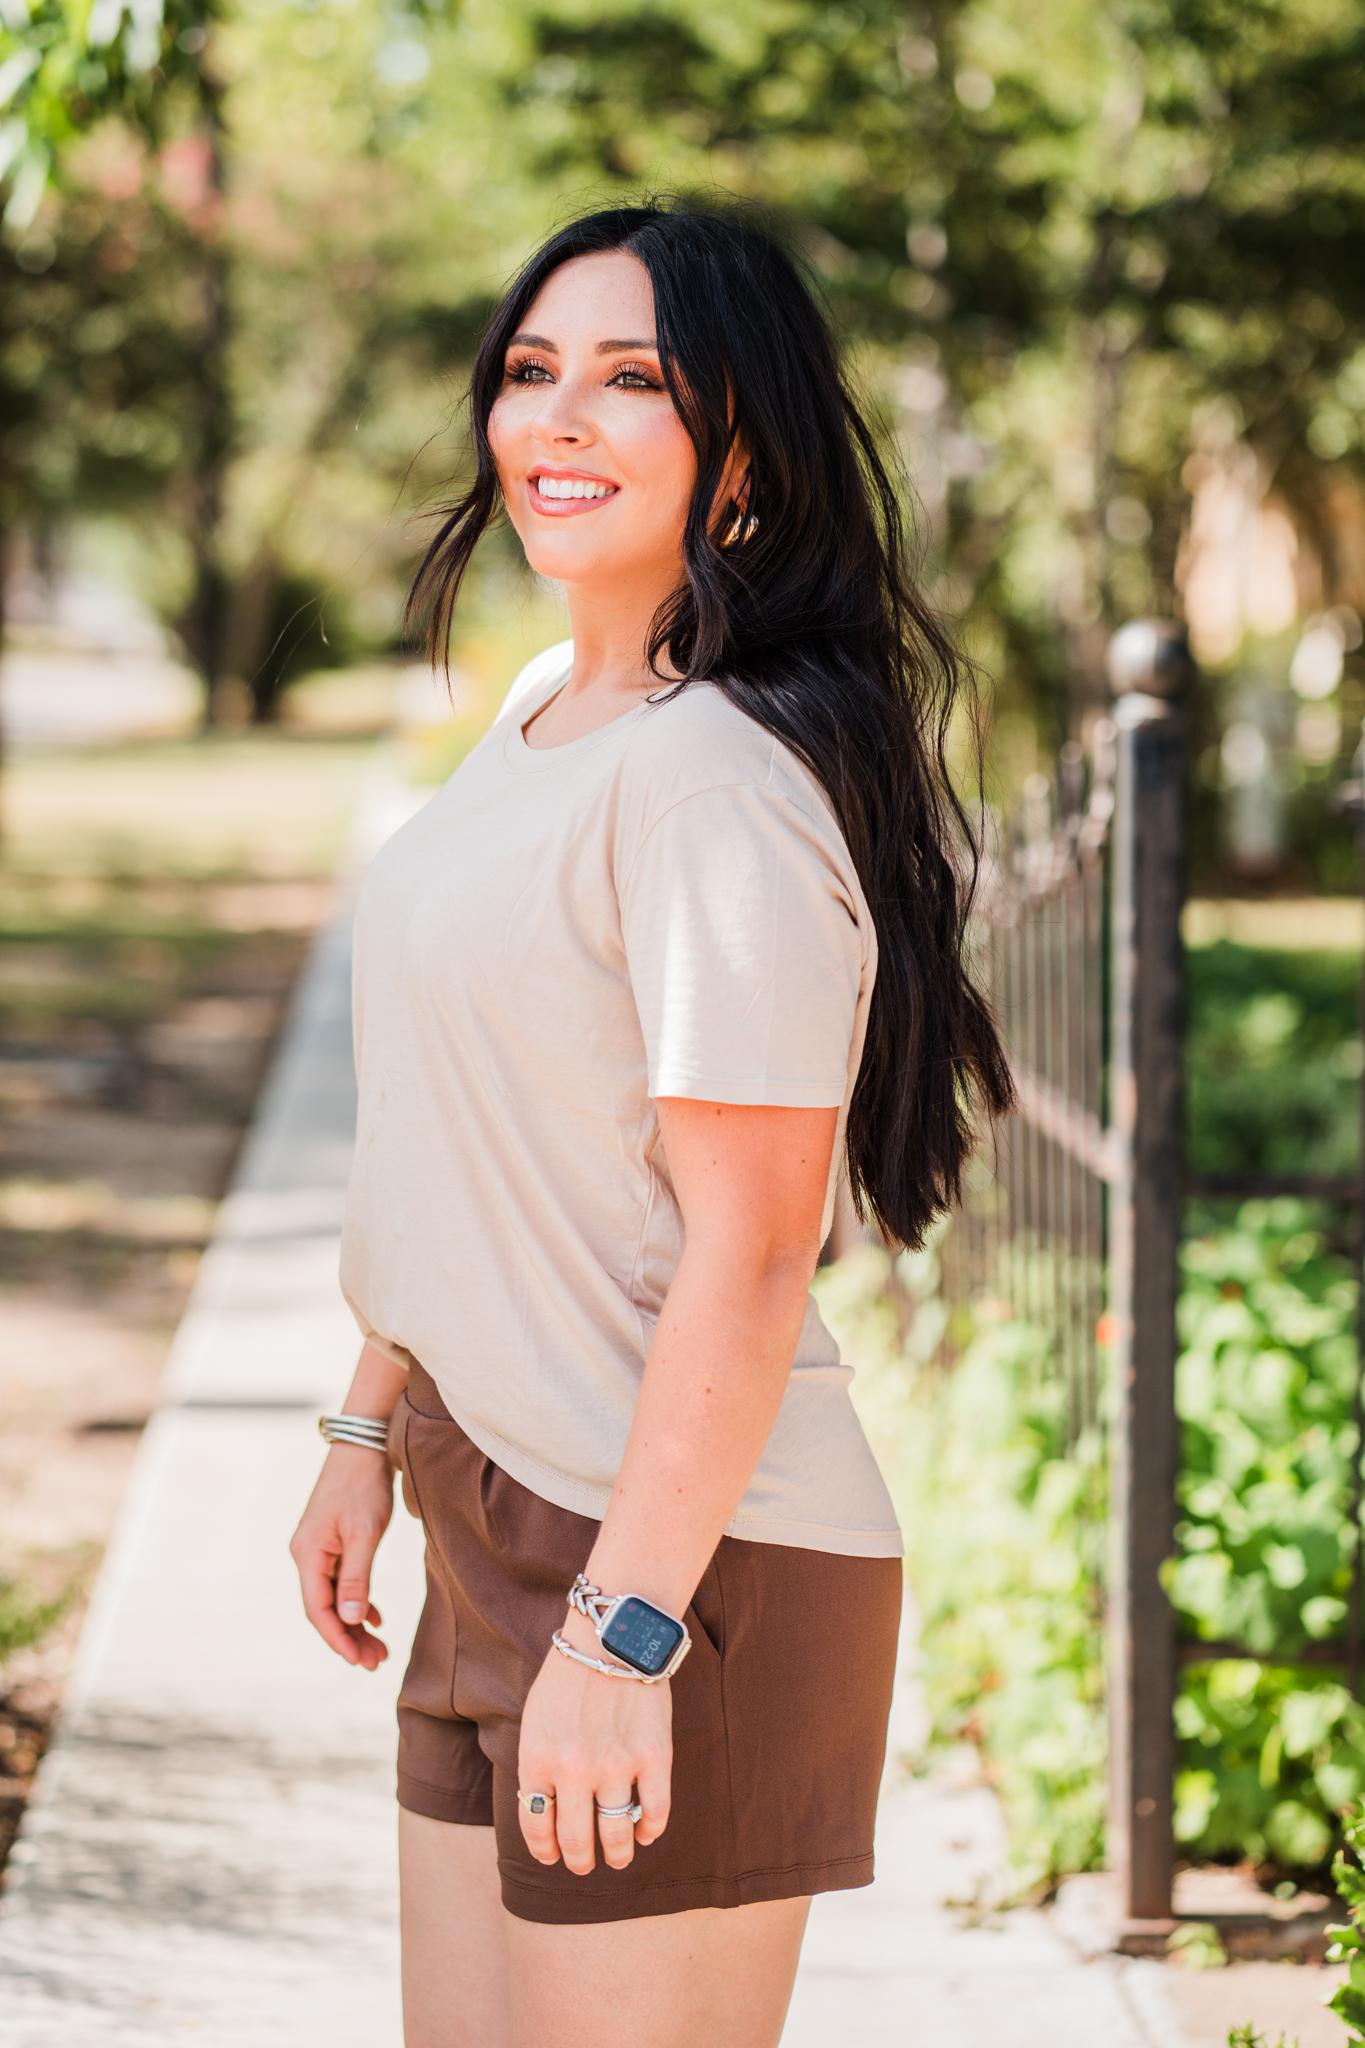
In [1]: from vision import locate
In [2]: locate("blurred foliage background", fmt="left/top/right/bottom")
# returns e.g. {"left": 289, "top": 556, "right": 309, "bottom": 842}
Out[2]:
{"left": 3, "top": 0, "right": 1363, "bottom": 856}
{"left": 4, "top": 0, "right": 1365, "bottom": 1923}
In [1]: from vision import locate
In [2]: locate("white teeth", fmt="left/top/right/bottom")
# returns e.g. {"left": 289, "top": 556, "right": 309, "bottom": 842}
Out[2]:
{"left": 535, "top": 476, "right": 615, "bottom": 500}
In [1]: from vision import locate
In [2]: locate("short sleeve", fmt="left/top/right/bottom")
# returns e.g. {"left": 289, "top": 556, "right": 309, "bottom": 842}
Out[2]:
{"left": 618, "top": 781, "right": 867, "bottom": 1106}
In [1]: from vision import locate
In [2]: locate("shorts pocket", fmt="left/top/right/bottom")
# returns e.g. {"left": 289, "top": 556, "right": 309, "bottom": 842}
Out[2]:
{"left": 685, "top": 1549, "right": 726, "bottom": 1663}
{"left": 388, "top": 1393, "right": 420, "bottom": 1520}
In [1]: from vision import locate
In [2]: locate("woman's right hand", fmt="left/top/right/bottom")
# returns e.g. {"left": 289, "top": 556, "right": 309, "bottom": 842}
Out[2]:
{"left": 289, "top": 1444, "right": 396, "bottom": 1670}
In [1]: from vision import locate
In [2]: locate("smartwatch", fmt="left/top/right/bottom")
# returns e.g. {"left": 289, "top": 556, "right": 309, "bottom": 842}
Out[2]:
{"left": 568, "top": 1574, "right": 692, "bottom": 1680}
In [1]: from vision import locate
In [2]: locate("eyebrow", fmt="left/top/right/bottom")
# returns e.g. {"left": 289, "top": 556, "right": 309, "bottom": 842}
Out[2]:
{"left": 507, "top": 332, "right": 659, "bottom": 354}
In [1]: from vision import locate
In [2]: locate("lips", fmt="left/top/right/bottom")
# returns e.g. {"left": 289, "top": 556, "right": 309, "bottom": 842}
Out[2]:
{"left": 526, "top": 469, "right": 621, "bottom": 518}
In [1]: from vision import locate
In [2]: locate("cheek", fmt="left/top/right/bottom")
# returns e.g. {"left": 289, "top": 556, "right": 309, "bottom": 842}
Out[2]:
{"left": 623, "top": 410, "right": 696, "bottom": 525}
{"left": 487, "top": 397, "right": 516, "bottom": 471}
{"left": 487, "top": 397, "right": 537, "bottom": 517}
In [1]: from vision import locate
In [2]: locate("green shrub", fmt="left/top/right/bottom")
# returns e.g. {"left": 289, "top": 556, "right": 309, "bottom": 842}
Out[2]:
{"left": 825, "top": 1196, "right": 1365, "bottom": 1894}
{"left": 1168, "top": 1201, "right": 1365, "bottom": 1876}
{"left": 825, "top": 1238, "right": 1110, "bottom": 1898}
{"left": 1187, "top": 941, "right": 1360, "bottom": 1182}
{"left": 1326, "top": 1803, "right": 1365, "bottom": 2040}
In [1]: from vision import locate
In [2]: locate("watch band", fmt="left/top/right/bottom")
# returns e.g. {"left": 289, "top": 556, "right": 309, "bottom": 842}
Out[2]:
{"left": 567, "top": 1572, "right": 617, "bottom": 1628}
{"left": 550, "top": 1629, "right": 665, "bottom": 1683}
{"left": 566, "top": 1572, "right": 692, "bottom": 1680}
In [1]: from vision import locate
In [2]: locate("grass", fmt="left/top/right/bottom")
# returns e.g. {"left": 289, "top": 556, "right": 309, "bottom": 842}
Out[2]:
{"left": 0, "top": 680, "right": 386, "bottom": 1662}
{"left": 0, "top": 662, "right": 424, "bottom": 1881}
{"left": 1186, "top": 896, "right": 1363, "bottom": 953}
{"left": 3, "top": 725, "right": 379, "bottom": 882}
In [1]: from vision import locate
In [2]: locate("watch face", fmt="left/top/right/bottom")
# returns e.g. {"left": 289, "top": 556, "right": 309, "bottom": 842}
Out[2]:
{"left": 600, "top": 1596, "right": 685, "bottom": 1676}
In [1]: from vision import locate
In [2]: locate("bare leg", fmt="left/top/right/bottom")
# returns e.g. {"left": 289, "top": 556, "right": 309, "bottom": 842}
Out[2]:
{"left": 505, "top": 1893, "right": 813, "bottom": 2048}
{"left": 398, "top": 1812, "right": 511, "bottom": 2048}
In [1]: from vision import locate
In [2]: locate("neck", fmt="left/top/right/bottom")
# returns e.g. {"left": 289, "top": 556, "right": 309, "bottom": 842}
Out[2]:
{"left": 558, "top": 573, "right": 686, "bottom": 696}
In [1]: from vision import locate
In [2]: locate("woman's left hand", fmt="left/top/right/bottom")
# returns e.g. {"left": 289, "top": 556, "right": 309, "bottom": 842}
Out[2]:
{"left": 516, "top": 1607, "right": 673, "bottom": 1875}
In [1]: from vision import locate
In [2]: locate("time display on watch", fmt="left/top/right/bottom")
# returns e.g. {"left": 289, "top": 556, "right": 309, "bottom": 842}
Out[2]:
{"left": 599, "top": 1595, "right": 689, "bottom": 1677}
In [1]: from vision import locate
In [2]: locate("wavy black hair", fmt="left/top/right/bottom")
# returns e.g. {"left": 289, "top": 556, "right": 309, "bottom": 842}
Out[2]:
{"left": 402, "top": 193, "right": 1016, "bottom": 1254}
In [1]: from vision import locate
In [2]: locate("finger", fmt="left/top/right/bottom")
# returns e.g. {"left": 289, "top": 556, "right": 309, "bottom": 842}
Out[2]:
{"left": 364, "top": 1600, "right": 387, "bottom": 1660}
{"left": 297, "top": 1549, "right": 361, "bottom": 1665}
{"left": 336, "top": 1543, "right": 373, "bottom": 1626}
{"left": 336, "top": 1542, "right": 386, "bottom": 1669}
{"left": 634, "top": 1744, "right": 672, "bottom": 1846}
{"left": 516, "top": 1760, "right": 560, "bottom": 1866}
{"left": 349, "top": 1625, "right": 386, "bottom": 1670}
{"left": 296, "top": 1549, "right": 386, "bottom": 1670}
{"left": 595, "top": 1784, "right": 637, "bottom": 1870}
{"left": 554, "top": 1777, "right": 597, "bottom": 1877}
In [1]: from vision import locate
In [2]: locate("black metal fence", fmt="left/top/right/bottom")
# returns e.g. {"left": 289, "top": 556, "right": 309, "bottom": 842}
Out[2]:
{"left": 932, "top": 617, "right": 1365, "bottom": 1935}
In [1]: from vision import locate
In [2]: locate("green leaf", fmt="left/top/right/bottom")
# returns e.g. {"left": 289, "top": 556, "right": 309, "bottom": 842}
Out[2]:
{"left": 1175, "top": 1769, "right": 1219, "bottom": 1843}
{"left": 1263, "top": 1542, "right": 1308, "bottom": 1590}
{"left": 1301, "top": 1594, "right": 1348, "bottom": 1638}
{"left": 1264, "top": 1800, "right": 1332, "bottom": 1868}
{"left": 1280, "top": 1686, "right": 1351, "bottom": 1760}
{"left": 1, "top": 134, "right": 47, "bottom": 229}
{"left": 0, "top": 45, "right": 40, "bottom": 107}
{"left": 1317, "top": 1756, "right": 1365, "bottom": 1812}
{"left": 0, "top": 110, "right": 24, "bottom": 179}
{"left": 1326, "top": 1981, "right": 1365, "bottom": 2031}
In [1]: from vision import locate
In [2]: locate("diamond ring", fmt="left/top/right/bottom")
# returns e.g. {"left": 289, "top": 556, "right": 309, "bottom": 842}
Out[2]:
{"left": 595, "top": 1798, "right": 643, "bottom": 1822}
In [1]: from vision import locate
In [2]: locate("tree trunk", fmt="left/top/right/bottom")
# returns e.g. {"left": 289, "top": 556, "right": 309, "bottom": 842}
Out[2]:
{"left": 0, "top": 521, "right": 9, "bottom": 858}
{"left": 181, "top": 48, "right": 234, "bottom": 733}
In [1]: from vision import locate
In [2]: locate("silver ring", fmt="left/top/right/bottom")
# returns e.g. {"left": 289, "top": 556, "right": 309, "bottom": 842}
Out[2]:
{"left": 595, "top": 1799, "right": 643, "bottom": 1822}
{"left": 517, "top": 1789, "right": 556, "bottom": 1816}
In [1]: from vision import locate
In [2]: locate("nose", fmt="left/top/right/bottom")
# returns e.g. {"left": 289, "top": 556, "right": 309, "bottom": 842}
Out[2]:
{"left": 530, "top": 374, "right": 594, "bottom": 445}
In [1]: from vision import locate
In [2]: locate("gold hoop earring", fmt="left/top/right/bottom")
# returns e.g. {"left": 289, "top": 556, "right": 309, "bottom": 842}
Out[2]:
{"left": 722, "top": 501, "right": 758, "bottom": 548}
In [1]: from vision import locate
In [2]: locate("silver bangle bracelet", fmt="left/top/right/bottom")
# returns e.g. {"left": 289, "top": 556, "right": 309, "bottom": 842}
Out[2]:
{"left": 318, "top": 1413, "right": 392, "bottom": 1451}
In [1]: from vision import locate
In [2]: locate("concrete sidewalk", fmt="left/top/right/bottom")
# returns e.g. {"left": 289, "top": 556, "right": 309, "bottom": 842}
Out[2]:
{"left": 0, "top": 740, "right": 1201, "bottom": 2044}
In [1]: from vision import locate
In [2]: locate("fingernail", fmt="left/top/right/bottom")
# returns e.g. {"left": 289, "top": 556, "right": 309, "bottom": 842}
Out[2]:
{"left": 340, "top": 1600, "right": 364, "bottom": 1621}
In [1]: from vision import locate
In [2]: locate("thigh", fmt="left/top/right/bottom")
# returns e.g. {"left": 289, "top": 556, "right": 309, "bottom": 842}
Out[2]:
{"left": 398, "top": 1808, "right": 511, "bottom": 2048}
{"left": 505, "top": 1893, "right": 813, "bottom": 2048}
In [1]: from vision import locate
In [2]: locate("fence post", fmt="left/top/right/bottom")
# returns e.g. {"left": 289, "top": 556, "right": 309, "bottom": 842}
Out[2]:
{"left": 1104, "top": 619, "right": 1191, "bottom": 1932}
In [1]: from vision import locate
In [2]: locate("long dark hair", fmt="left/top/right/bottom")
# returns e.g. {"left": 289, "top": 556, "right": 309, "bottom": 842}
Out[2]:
{"left": 402, "top": 193, "right": 1016, "bottom": 1254}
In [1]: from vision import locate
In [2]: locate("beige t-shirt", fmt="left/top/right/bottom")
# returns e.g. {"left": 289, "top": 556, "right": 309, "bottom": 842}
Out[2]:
{"left": 338, "top": 638, "right": 904, "bottom": 1557}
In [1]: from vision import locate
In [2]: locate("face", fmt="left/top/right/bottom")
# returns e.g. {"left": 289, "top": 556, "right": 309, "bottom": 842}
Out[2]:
{"left": 487, "top": 249, "right": 743, "bottom": 590}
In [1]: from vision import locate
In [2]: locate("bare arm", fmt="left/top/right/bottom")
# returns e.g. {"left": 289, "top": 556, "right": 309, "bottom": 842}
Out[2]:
{"left": 288, "top": 1338, "right": 409, "bottom": 1669}
{"left": 573, "top": 1096, "right": 839, "bottom": 1617}
{"left": 517, "top": 1094, "right": 839, "bottom": 1877}
{"left": 339, "top": 1340, "right": 410, "bottom": 1431}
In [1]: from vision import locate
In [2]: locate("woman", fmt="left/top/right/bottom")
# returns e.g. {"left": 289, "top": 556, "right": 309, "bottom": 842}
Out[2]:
{"left": 289, "top": 196, "right": 1014, "bottom": 2048}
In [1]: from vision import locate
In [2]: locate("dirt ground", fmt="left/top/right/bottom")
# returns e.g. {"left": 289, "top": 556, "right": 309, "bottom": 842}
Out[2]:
{"left": 0, "top": 874, "right": 335, "bottom": 1885}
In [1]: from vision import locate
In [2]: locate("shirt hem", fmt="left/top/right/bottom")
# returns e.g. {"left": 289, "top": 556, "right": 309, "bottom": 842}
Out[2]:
{"left": 648, "top": 1069, "right": 848, "bottom": 1107}
{"left": 440, "top": 1403, "right": 906, "bottom": 1560}
{"left": 339, "top": 1277, "right": 418, "bottom": 1372}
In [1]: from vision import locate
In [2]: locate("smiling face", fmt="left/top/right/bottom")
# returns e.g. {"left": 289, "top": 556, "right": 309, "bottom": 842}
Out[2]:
{"left": 488, "top": 249, "right": 740, "bottom": 592}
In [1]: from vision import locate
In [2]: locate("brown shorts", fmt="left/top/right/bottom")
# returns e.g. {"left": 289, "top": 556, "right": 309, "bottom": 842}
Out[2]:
{"left": 387, "top": 1356, "right": 904, "bottom": 1925}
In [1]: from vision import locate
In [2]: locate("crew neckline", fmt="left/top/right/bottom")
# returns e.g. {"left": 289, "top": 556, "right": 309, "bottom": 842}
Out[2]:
{"left": 501, "top": 649, "right": 659, "bottom": 772}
